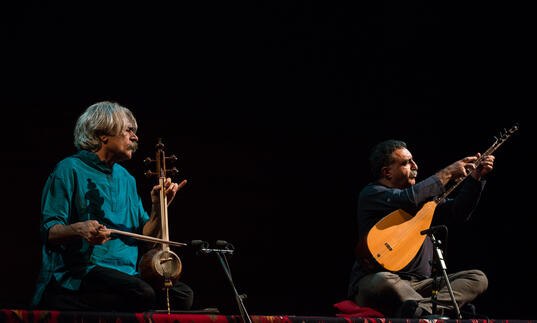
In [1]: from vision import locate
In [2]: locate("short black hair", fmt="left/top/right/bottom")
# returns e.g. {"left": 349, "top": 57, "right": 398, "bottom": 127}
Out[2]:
{"left": 369, "top": 139, "right": 407, "bottom": 179}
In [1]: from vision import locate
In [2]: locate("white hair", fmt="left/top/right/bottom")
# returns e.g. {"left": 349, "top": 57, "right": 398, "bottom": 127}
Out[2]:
{"left": 74, "top": 101, "right": 138, "bottom": 151}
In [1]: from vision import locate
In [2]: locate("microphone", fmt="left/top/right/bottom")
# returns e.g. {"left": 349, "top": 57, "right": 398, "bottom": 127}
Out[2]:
{"left": 420, "top": 225, "right": 447, "bottom": 236}
{"left": 216, "top": 240, "right": 235, "bottom": 251}
{"left": 191, "top": 240, "right": 209, "bottom": 249}
{"left": 191, "top": 240, "right": 235, "bottom": 255}
{"left": 191, "top": 240, "right": 210, "bottom": 255}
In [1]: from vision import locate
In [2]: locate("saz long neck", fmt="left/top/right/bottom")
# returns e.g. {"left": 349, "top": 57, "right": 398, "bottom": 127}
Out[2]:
{"left": 435, "top": 124, "right": 518, "bottom": 203}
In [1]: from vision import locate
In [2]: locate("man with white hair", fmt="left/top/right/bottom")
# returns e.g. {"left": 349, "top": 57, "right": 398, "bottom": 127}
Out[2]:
{"left": 32, "top": 101, "right": 193, "bottom": 312}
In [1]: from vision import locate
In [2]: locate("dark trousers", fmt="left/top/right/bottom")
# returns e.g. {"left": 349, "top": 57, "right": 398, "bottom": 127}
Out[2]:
{"left": 40, "top": 266, "right": 194, "bottom": 312}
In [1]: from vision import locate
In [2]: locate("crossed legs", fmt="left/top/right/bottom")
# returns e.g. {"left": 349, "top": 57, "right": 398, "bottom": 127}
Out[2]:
{"left": 353, "top": 269, "right": 488, "bottom": 317}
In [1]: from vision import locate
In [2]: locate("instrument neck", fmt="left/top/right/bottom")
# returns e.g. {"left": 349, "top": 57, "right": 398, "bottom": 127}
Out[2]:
{"left": 435, "top": 154, "right": 485, "bottom": 203}
{"left": 159, "top": 176, "right": 170, "bottom": 251}
{"left": 435, "top": 127, "right": 515, "bottom": 203}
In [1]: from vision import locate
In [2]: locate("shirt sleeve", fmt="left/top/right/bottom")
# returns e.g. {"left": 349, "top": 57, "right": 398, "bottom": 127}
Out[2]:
{"left": 367, "top": 175, "right": 445, "bottom": 210}
{"left": 137, "top": 195, "right": 150, "bottom": 233}
{"left": 40, "top": 164, "right": 74, "bottom": 246}
{"left": 434, "top": 176, "right": 486, "bottom": 225}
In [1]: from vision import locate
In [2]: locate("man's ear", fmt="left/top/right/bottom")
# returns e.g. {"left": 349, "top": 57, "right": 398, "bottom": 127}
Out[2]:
{"left": 381, "top": 166, "right": 392, "bottom": 180}
{"left": 100, "top": 135, "right": 109, "bottom": 144}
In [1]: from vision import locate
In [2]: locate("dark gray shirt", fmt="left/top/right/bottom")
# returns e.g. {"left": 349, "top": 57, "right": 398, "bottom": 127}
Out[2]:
{"left": 347, "top": 175, "right": 485, "bottom": 298}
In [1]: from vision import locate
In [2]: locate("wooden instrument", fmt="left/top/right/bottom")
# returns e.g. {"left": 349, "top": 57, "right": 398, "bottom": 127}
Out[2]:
{"left": 357, "top": 124, "right": 519, "bottom": 273}
{"left": 137, "top": 139, "right": 183, "bottom": 311}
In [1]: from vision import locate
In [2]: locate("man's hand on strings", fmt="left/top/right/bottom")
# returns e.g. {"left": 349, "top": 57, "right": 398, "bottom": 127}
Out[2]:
{"left": 437, "top": 155, "right": 478, "bottom": 185}
{"left": 151, "top": 178, "right": 187, "bottom": 206}
{"left": 471, "top": 153, "right": 495, "bottom": 180}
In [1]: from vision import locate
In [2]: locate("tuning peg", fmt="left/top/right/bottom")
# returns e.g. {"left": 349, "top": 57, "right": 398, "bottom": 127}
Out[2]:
{"left": 166, "top": 154, "right": 178, "bottom": 163}
{"left": 144, "top": 170, "right": 158, "bottom": 177}
{"left": 156, "top": 138, "right": 165, "bottom": 149}
{"left": 166, "top": 167, "right": 179, "bottom": 176}
{"left": 143, "top": 157, "right": 154, "bottom": 166}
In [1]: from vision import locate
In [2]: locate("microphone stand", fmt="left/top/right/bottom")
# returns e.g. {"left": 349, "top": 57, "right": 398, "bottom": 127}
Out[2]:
{"left": 193, "top": 241, "right": 252, "bottom": 323}
{"left": 215, "top": 252, "right": 252, "bottom": 323}
{"left": 421, "top": 226, "right": 462, "bottom": 319}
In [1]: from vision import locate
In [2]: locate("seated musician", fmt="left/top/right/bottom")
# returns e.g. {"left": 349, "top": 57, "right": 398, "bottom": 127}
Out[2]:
{"left": 348, "top": 140, "right": 493, "bottom": 318}
{"left": 31, "top": 101, "right": 193, "bottom": 312}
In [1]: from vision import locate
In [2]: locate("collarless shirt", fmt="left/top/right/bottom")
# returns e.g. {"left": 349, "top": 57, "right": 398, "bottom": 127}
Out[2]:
{"left": 32, "top": 150, "right": 149, "bottom": 306}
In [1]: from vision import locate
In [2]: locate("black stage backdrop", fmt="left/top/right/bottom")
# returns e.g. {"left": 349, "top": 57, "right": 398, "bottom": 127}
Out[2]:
{"left": 1, "top": 1, "right": 534, "bottom": 319}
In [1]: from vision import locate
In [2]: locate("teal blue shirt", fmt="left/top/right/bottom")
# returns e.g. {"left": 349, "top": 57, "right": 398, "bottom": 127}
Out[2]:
{"left": 32, "top": 150, "right": 150, "bottom": 306}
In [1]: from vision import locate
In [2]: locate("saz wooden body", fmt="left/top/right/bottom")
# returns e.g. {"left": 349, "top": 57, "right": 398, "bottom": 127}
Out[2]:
{"left": 356, "top": 123, "right": 518, "bottom": 273}
{"left": 357, "top": 201, "right": 438, "bottom": 272}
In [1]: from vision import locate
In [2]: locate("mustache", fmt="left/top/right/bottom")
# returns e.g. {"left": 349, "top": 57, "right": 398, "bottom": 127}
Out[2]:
{"left": 409, "top": 170, "right": 418, "bottom": 179}
{"left": 129, "top": 142, "right": 138, "bottom": 152}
